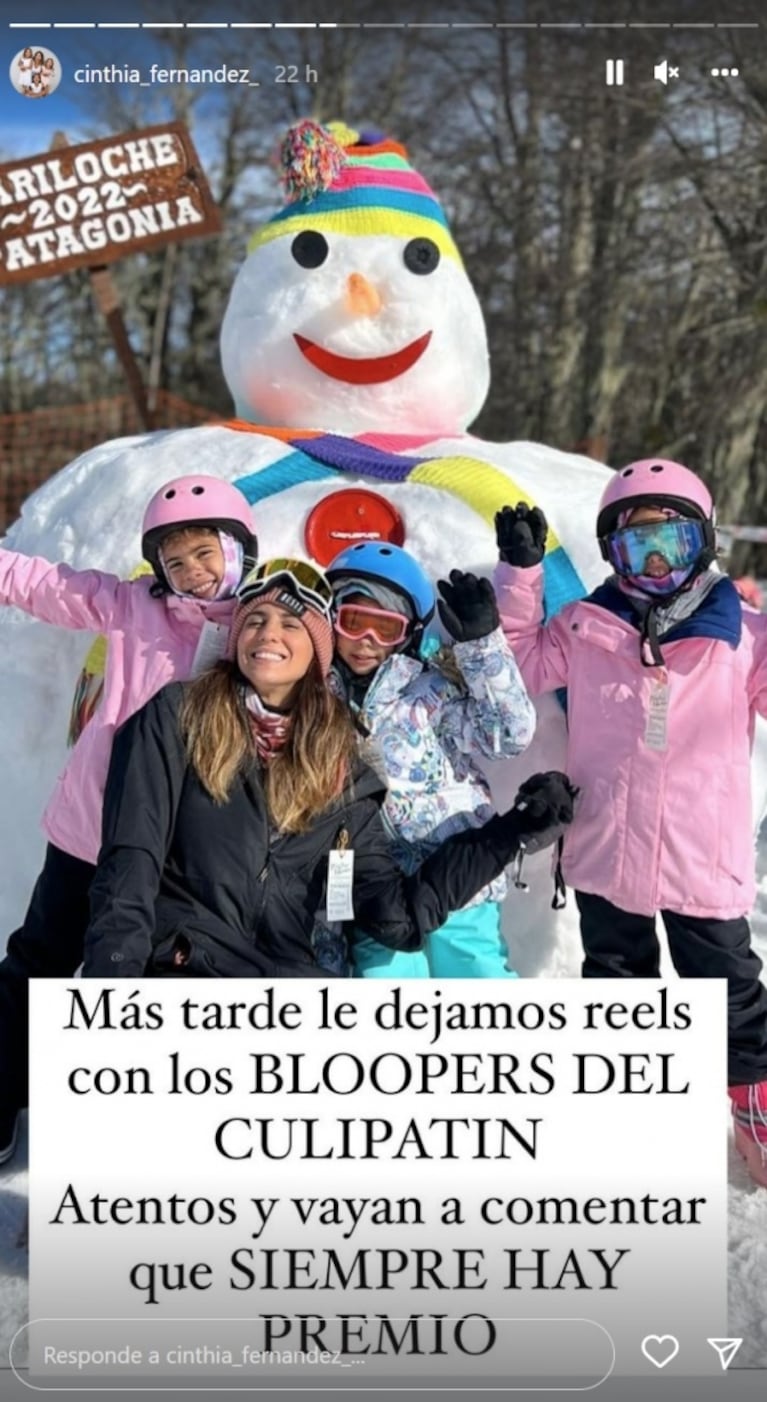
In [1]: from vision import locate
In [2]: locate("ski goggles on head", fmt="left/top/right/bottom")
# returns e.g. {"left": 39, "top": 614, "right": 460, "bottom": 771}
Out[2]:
{"left": 237, "top": 557, "right": 333, "bottom": 617}
{"left": 334, "top": 602, "right": 411, "bottom": 647}
{"left": 603, "top": 518, "right": 707, "bottom": 578}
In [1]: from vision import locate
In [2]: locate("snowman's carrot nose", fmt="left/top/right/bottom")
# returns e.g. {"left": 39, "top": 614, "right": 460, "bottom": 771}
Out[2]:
{"left": 345, "top": 273, "right": 382, "bottom": 317}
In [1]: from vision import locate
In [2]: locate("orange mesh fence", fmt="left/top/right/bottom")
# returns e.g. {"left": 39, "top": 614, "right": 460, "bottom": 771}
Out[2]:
{"left": 0, "top": 392, "right": 221, "bottom": 533}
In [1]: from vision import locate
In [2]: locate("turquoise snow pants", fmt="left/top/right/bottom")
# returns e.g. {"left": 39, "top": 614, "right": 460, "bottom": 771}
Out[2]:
{"left": 353, "top": 901, "right": 518, "bottom": 978}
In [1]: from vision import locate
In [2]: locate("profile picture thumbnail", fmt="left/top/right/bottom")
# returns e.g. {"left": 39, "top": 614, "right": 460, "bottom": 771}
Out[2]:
{"left": 9, "top": 45, "right": 62, "bottom": 99}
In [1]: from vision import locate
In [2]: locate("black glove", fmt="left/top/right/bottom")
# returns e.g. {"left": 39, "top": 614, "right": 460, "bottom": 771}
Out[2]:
{"left": 495, "top": 502, "right": 548, "bottom": 567}
{"left": 437, "top": 569, "right": 499, "bottom": 642}
{"left": 498, "top": 770, "right": 579, "bottom": 854}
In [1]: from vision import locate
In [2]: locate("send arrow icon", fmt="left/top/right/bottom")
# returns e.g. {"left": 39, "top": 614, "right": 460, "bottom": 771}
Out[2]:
{"left": 707, "top": 1338, "right": 743, "bottom": 1371}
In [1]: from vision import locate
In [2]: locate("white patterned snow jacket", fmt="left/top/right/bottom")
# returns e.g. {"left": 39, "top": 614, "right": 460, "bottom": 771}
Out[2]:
{"left": 329, "top": 625, "right": 536, "bottom": 907}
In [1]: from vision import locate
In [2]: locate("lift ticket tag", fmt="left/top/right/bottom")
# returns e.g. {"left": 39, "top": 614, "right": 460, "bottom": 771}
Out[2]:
{"left": 327, "top": 849, "right": 355, "bottom": 921}
{"left": 644, "top": 678, "right": 669, "bottom": 751}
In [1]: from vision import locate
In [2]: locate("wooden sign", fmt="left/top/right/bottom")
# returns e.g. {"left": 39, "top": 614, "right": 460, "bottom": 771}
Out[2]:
{"left": 0, "top": 121, "right": 221, "bottom": 285}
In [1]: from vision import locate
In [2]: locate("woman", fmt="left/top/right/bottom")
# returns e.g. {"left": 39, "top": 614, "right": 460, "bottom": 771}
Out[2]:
{"left": 84, "top": 559, "right": 574, "bottom": 978}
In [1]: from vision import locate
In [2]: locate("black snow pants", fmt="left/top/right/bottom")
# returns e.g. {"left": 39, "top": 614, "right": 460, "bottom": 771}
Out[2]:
{"left": 576, "top": 889, "right": 767, "bottom": 1086}
{"left": 0, "top": 844, "right": 93, "bottom": 1112}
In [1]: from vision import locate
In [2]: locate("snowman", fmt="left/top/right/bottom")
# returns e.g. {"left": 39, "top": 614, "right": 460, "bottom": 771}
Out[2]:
{"left": 0, "top": 119, "right": 763, "bottom": 980}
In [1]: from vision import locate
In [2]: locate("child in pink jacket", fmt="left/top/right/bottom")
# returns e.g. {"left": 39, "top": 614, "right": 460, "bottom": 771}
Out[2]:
{"left": 0, "top": 475, "right": 257, "bottom": 1164}
{"left": 495, "top": 458, "right": 767, "bottom": 1189}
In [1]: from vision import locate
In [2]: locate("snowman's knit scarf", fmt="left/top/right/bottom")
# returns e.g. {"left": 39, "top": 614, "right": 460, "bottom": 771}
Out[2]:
{"left": 64, "top": 423, "right": 587, "bottom": 752}
{"left": 227, "top": 423, "right": 587, "bottom": 624}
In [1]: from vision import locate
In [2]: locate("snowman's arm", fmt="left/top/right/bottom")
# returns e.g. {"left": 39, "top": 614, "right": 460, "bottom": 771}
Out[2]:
{"left": 446, "top": 626, "right": 536, "bottom": 758}
{"left": 493, "top": 560, "right": 571, "bottom": 695}
{"left": 350, "top": 797, "right": 524, "bottom": 949}
{"left": 0, "top": 547, "right": 131, "bottom": 632}
{"left": 84, "top": 688, "right": 185, "bottom": 977}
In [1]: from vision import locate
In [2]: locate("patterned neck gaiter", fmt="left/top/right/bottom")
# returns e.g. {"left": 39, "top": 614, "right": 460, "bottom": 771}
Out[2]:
{"left": 243, "top": 687, "right": 292, "bottom": 764}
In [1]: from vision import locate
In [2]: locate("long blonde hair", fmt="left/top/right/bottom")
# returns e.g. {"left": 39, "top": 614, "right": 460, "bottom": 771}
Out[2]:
{"left": 180, "top": 661, "right": 357, "bottom": 832}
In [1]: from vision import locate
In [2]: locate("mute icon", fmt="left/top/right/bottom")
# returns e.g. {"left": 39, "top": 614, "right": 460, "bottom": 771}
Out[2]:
{"left": 654, "top": 59, "right": 680, "bottom": 85}
{"left": 707, "top": 1338, "right": 743, "bottom": 1371}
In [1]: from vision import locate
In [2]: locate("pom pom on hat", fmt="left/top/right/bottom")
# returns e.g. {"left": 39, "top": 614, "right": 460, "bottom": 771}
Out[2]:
{"left": 277, "top": 119, "right": 346, "bottom": 202}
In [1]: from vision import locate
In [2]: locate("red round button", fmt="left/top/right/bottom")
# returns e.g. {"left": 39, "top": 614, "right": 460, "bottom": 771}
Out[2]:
{"left": 305, "top": 489, "right": 406, "bottom": 566}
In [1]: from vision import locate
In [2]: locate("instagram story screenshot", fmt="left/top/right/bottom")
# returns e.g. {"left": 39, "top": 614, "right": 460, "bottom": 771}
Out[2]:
{"left": 0, "top": 0, "right": 766, "bottom": 1398}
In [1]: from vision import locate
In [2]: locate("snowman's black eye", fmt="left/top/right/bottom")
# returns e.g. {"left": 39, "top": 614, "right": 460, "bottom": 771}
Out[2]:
{"left": 403, "top": 238, "right": 440, "bottom": 275}
{"left": 291, "top": 231, "right": 329, "bottom": 268}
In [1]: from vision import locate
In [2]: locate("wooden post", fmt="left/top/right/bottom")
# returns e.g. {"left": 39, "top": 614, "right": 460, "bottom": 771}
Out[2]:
{"left": 88, "top": 265, "right": 152, "bottom": 429}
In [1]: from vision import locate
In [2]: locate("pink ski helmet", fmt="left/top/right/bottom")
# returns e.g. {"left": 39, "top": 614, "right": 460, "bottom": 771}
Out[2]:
{"left": 142, "top": 475, "right": 257, "bottom": 585}
{"left": 596, "top": 459, "right": 715, "bottom": 564}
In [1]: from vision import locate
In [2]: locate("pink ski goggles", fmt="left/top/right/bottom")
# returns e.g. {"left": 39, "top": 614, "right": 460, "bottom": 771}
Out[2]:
{"left": 334, "top": 602, "right": 410, "bottom": 647}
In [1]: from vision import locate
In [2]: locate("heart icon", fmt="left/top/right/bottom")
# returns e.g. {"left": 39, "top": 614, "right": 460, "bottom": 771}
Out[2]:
{"left": 641, "top": 1335, "right": 680, "bottom": 1369}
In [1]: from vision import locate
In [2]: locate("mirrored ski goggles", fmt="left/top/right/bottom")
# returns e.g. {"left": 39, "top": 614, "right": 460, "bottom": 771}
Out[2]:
{"left": 238, "top": 558, "right": 333, "bottom": 616}
{"left": 334, "top": 602, "right": 411, "bottom": 647}
{"left": 604, "top": 519, "right": 706, "bottom": 577}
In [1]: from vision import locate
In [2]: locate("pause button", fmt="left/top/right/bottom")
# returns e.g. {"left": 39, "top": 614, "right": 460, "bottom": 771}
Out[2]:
{"left": 605, "top": 59, "right": 625, "bottom": 86}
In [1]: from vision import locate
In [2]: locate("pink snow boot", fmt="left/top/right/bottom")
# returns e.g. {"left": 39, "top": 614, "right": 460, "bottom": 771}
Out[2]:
{"left": 729, "top": 1082, "right": 767, "bottom": 1187}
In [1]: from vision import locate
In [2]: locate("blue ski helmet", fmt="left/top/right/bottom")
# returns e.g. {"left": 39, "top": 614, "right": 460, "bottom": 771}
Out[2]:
{"left": 326, "top": 542, "right": 436, "bottom": 654}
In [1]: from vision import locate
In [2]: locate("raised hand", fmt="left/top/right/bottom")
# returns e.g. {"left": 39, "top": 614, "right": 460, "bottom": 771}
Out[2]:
{"left": 495, "top": 502, "right": 548, "bottom": 567}
{"left": 437, "top": 569, "right": 499, "bottom": 642}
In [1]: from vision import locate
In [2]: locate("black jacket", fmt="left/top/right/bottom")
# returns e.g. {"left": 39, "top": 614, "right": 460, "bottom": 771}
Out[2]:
{"left": 83, "top": 683, "right": 521, "bottom": 978}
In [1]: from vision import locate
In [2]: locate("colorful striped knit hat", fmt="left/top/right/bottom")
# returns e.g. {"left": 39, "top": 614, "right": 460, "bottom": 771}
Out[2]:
{"left": 248, "top": 120, "right": 462, "bottom": 265}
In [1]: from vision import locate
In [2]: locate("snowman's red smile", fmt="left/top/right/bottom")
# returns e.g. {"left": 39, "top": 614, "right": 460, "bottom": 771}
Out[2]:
{"left": 293, "top": 331, "right": 432, "bottom": 385}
